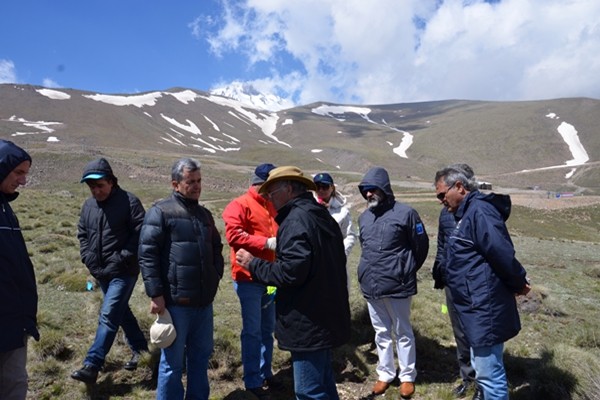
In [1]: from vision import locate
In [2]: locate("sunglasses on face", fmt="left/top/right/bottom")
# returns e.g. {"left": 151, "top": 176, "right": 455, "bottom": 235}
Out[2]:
{"left": 315, "top": 184, "right": 331, "bottom": 190}
{"left": 436, "top": 181, "right": 457, "bottom": 201}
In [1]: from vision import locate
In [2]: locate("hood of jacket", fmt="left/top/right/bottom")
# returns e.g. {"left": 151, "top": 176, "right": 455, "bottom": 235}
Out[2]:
{"left": 0, "top": 140, "right": 31, "bottom": 184}
{"left": 456, "top": 190, "right": 512, "bottom": 222}
{"left": 358, "top": 167, "right": 395, "bottom": 202}
{"left": 81, "top": 157, "right": 117, "bottom": 183}
{"left": 0, "top": 140, "right": 31, "bottom": 200}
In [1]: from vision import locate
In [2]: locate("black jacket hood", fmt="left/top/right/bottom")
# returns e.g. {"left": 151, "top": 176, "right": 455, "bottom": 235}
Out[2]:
{"left": 81, "top": 157, "right": 117, "bottom": 183}
{"left": 456, "top": 190, "right": 512, "bottom": 222}
{"left": 0, "top": 140, "right": 31, "bottom": 185}
{"left": 358, "top": 167, "right": 395, "bottom": 202}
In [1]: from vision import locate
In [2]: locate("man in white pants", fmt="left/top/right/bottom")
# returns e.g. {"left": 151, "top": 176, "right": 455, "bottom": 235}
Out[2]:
{"left": 357, "top": 167, "right": 429, "bottom": 399}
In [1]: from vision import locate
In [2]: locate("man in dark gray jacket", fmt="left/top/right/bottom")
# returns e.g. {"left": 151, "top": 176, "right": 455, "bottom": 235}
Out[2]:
{"left": 236, "top": 166, "right": 351, "bottom": 400}
{"left": 71, "top": 158, "right": 148, "bottom": 384}
{"left": 357, "top": 167, "right": 429, "bottom": 399}
{"left": 0, "top": 140, "right": 38, "bottom": 400}
{"left": 139, "top": 158, "right": 224, "bottom": 400}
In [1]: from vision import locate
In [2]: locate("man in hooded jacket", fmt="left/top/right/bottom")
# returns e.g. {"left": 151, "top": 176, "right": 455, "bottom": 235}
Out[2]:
{"left": 71, "top": 158, "right": 148, "bottom": 384}
{"left": 0, "top": 140, "right": 38, "bottom": 400}
{"left": 434, "top": 165, "right": 530, "bottom": 400}
{"left": 357, "top": 167, "right": 429, "bottom": 399}
{"left": 236, "top": 166, "right": 351, "bottom": 400}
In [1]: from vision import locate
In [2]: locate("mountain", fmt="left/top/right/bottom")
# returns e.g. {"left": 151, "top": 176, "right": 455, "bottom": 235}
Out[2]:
{"left": 1, "top": 83, "right": 599, "bottom": 194}
{"left": 210, "top": 81, "right": 294, "bottom": 111}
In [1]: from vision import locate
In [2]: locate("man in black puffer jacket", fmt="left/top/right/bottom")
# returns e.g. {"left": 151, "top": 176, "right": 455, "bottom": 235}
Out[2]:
{"left": 0, "top": 140, "right": 38, "bottom": 400}
{"left": 71, "top": 158, "right": 148, "bottom": 384}
{"left": 139, "top": 158, "right": 224, "bottom": 400}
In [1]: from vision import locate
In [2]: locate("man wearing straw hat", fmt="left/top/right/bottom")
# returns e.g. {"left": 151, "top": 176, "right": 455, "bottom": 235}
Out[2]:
{"left": 236, "top": 166, "right": 351, "bottom": 400}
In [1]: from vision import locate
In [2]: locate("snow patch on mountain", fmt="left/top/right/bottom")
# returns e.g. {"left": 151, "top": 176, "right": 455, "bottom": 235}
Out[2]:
{"left": 36, "top": 88, "right": 70, "bottom": 100}
{"left": 210, "top": 81, "right": 294, "bottom": 112}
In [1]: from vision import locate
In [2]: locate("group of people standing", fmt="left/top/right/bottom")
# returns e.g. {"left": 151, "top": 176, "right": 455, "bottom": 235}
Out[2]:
{"left": 0, "top": 138, "right": 531, "bottom": 400}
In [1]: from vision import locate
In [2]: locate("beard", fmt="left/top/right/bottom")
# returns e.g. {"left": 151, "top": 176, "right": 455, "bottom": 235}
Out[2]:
{"left": 367, "top": 193, "right": 383, "bottom": 209}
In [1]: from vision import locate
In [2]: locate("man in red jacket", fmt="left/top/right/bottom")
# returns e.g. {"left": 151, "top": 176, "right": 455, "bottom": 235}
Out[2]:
{"left": 222, "top": 163, "right": 279, "bottom": 399}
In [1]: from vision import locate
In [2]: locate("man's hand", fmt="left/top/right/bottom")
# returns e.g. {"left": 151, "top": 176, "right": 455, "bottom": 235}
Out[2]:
{"left": 150, "top": 295, "right": 165, "bottom": 314}
{"left": 236, "top": 248, "right": 255, "bottom": 270}
{"left": 517, "top": 283, "right": 531, "bottom": 296}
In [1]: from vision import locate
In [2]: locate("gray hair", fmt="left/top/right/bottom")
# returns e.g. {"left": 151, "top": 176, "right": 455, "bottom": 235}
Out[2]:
{"left": 171, "top": 158, "right": 201, "bottom": 182}
{"left": 435, "top": 164, "right": 478, "bottom": 191}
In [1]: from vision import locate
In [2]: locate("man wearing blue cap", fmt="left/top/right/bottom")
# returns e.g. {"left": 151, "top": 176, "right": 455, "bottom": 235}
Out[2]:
{"left": 0, "top": 140, "right": 39, "bottom": 400}
{"left": 71, "top": 158, "right": 148, "bottom": 384}
{"left": 222, "top": 163, "right": 280, "bottom": 399}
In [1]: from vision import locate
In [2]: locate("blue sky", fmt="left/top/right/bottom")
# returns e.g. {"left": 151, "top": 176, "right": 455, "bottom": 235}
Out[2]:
{"left": 1, "top": 0, "right": 599, "bottom": 106}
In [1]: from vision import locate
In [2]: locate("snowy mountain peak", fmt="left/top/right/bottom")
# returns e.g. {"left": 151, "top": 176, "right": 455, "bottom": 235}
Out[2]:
{"left": 210, "top": 81, "right": 294, "bottom": 112}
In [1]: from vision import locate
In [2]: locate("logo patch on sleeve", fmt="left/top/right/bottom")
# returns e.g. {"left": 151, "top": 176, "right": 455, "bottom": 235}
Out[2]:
{"left": 416, "top": 222, "right": 424, "bottom": 235}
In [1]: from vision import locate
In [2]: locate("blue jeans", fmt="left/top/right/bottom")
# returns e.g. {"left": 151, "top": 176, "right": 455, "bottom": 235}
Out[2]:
{"left": 156, "top": 304, "right": 214, "bottom": 400}
{"left": 85, "top": 275, "right": 148, "bottom": 369}
{"left": 292, "top": 349, "right": 339, "bottom": 400}
{"left": 471, "top": 343, "right": 508, "bottom": 400}
{"left": 234, "top": 281, "right": 276, "bottom": 389}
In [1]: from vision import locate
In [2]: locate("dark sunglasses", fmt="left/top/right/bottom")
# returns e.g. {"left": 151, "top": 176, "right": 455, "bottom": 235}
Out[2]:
{"left": 315, "top": 184, "right": 331, "bottom": 190}
{"left": 436, "top": 181, "right": 457, "bottom": 201}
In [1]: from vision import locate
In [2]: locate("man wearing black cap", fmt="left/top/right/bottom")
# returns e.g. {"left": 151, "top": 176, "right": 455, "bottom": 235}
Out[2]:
{"left": 0, "top": 140, "right": 39, "bottom": 400}
{"left": 222, "top": 163, "right": 279, "bottom": 398}
{"left": 71, "top": 158, "right": 148, "bottom": 384}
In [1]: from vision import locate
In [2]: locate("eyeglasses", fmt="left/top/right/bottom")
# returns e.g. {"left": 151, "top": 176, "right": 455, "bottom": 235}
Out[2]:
{"left": 436, "top": 181, "right": 457, "bottom": 201}
{"left": 315, "top": 184, "right": 331, "bottom": 190}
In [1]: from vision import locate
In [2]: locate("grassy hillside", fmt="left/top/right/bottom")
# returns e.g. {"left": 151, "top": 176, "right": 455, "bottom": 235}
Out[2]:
{"left": 12, "top": 153, "right": 600, "bottom": 399}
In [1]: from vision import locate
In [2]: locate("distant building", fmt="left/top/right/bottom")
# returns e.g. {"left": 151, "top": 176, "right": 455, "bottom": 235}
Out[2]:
{"left": 478, "top": 181, "right": 493, "bottom": 190}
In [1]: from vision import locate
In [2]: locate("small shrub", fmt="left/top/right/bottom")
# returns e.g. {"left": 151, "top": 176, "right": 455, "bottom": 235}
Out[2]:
{"left": 575, "top": 327, "right": 599, "bottom": 349}
{"left": 33, "top": 329, "right": 72, "bottom": 361}
{"left": 584, "top": 266, "right": 600, "bottom": 279}
{"left": 53, "top": 271, "right": 89, "bottom": 292}
{"left": 38, "top": 243, "right": 60, "bottom": 253}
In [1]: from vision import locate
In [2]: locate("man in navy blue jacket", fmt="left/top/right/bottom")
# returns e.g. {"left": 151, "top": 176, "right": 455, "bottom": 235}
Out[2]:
{"left": 0, "top": 140, "right": 38, "bottom": 400}
{"left": 432, "top": 164, "right": 483, "bottom": 400}
{"left": 434, "top": 165, "right": 531, "bottom": 400}
{"left": 357, "top": 167, "right": 429, "bottom": 399}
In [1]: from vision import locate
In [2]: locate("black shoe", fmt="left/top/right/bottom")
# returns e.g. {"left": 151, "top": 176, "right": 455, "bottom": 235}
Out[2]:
{"left": 263, "top": 376, "right": 284, "bottom": 390}
{"left": 247, "top": 387, "right": 272, "bottom": 400}
{"left": 472, "top": 386, "right": 484, "bottom": 400}
{"left": 71, "top": 365, "right": 98, "bottom": 384}
{"left": 452, "top": 382, "right": 472, "bottom": 398}
{"left": 124, "top": 352, "right": 141, "bottom": 371}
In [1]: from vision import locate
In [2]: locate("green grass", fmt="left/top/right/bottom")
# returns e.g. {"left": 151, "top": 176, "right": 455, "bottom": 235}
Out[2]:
{"left": 12, "top": 182, "right": 600, "bottom": 399}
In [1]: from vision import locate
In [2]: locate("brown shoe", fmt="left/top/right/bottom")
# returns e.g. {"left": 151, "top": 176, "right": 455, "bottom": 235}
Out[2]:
{"left": 372, "top": 380, "right": 391, "bottom": 395}
{"left": 400, "top": 382, "right": 415, "bottom": 398}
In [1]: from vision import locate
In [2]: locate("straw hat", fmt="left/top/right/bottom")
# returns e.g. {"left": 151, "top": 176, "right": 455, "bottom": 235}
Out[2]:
{"left": 258, "top": 166, "right": 317, "bottom": 194}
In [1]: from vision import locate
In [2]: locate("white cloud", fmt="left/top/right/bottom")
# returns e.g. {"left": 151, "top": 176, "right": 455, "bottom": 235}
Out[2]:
{"left": 42, "top": 78, "right": 61, "bottom": 88}
{"left": 205, "top": 0, "right": 600, "bottom": 104}
{"left": 0, "top": 59, "right": 17, "bottom": 83}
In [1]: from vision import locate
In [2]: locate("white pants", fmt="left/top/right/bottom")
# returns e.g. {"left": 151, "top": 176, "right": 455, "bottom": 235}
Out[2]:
{"left": 367, "top": 297, "right": 416, "bottom": 383}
